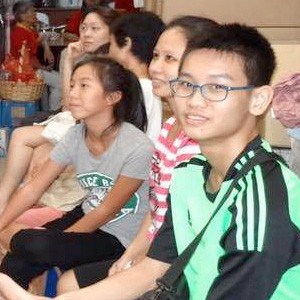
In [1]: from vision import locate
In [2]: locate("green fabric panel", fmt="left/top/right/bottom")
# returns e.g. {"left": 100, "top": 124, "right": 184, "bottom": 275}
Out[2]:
{"left": 170, "top": 158, "right": 235, "bottom": 299}
{"left": 270, "top": 264, "right": 300, "bottom": 299}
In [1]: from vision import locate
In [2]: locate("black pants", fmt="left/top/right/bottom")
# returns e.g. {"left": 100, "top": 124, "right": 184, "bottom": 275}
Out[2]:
{"left": 74, "top": 259, "right": 116, "bottom": 288}
{"left": 0, "top": 206, "right": 125, "bottom": 289}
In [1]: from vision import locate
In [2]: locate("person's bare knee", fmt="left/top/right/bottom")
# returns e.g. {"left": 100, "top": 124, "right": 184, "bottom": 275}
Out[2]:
{"left": 10, "top": 126, "right": 46, "bottom": 148}
{"left": 56, "top": 269, "right": 79, "bottom": 295}
{"left": 0, "top": 222, "right": 30, "bottom": 252}
{"left": 26, "top": 143, "right": 53, "bottom": 180}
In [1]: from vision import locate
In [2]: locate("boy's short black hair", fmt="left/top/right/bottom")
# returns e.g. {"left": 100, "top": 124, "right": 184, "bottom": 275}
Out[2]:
{"left": 182, "top": 23, "right": 276, "bottom": 86}
{"left": 110, "top": 12, "right": 165, "bottom": 65}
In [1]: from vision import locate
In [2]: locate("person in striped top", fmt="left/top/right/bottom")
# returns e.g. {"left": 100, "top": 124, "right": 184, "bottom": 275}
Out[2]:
{"left": 146, "top": 117, "right": 200, "bottom": 239}
{"left": 106, "top": 16, "right": 218, "bottom": 278}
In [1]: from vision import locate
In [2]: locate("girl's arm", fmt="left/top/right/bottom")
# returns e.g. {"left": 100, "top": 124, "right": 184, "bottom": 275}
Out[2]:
{"left": 58, "top": 257, "right": 169, "bottom": 300}
{"left": 0, "top": 159, "right": 66, "bottom": 231}
{"left": 39, "top": 33, "right": 55, "bottom": 66}
{"left": 0, "top": 257, "right": 169, "bottom": 300}
{"left": 65, "top": 175, "right": 144, "bottom": 233}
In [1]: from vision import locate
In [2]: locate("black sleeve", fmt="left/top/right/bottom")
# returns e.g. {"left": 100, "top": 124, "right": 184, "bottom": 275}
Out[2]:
{"left": 206, "top": 251, "right": 286, "bottom": 300}
{"left": 147, "top": 195, "right": 178, "bottom": 264}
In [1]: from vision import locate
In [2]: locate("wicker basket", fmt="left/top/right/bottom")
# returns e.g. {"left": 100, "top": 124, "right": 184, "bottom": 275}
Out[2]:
{"left": 0, "top": 80, "right": 44, "bottom": 101}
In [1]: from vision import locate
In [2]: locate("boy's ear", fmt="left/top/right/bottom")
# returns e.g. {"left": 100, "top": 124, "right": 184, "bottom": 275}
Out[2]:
{"left": 123, "top": 37, "right": 132, "bottom": 51}
{"left": 107, "top": 91, "right": 122, "bottom": 105}
{"left": 249, "top": 85, "right": 274, "bottom": 116}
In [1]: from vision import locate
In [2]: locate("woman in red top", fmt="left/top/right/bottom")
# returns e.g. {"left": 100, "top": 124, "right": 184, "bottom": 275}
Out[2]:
{"left": 11, "top": 0, "right": 61, "bottom": 111}
{"left": 11, "top": 0, "right": 54, "bottom": 69}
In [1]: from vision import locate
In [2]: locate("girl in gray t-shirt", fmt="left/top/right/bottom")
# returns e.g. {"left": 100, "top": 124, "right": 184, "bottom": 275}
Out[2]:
{"left": 0, "top": 56, "right": 154, "bottom": 290}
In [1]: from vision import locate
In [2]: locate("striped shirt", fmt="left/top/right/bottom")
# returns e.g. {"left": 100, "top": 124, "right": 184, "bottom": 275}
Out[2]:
{"left": 147, "top": 116, "right": 200, "bottom": 240}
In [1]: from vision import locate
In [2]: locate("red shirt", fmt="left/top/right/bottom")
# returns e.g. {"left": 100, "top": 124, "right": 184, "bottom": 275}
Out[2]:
{"left": 115, "top": 0, "right": 138, "bottom": 12}
{"left": 66, "top": 10, "right": 82, "bottom": 36}
{"left": 10, "top": 24, "right": 40, "bottom": 59}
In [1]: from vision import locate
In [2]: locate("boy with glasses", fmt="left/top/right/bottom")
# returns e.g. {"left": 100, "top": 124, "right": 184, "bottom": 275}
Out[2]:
{"left": 148, "top": 23, "right": 300, "bottom": 299}
{"left": 1, "top": 22, "right": 300, "bottom": 300}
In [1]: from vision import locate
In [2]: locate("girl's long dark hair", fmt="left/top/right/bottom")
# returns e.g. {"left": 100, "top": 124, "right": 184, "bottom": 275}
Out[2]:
{"left": 72, "top": 56, "right": 147, "bottom": 132}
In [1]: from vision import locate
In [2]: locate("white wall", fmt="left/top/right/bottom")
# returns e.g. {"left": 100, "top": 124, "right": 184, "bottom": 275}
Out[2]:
{"left": 159, "top": 0, "right": 300, "bottom": 41}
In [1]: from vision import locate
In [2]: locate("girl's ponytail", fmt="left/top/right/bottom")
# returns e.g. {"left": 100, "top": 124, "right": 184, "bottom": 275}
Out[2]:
{"left": 117, "top": 69, "right": 147, "bottom": 132}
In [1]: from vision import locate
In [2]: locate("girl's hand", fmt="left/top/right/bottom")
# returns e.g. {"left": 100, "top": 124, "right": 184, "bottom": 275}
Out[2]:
{"left": 108, "top": 248, "right": 146, "bottom": 277}
{"left": 108, "top": 255, "right": 134, "bottom": 277}
{"left": 67, "top": 41, "right": 84, "bottom": 62}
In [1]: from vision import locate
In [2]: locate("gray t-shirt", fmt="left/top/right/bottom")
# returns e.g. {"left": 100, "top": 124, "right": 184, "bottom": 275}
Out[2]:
{"left": 51, "top": 122, "right": 154, "bottom": 247}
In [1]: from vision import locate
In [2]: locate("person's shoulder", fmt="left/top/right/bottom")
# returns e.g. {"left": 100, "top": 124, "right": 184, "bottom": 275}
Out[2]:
{"left": 138, "top": 78, "right": 151, "bottom": 87}
{"left": 234, "top": 140, "right": 298, "bottom": 190}
{"left": 62, "top": 122, "right": 84, "bottom": 140}
{"left": 119, "top": 122, "right": 153, "bottom": 148}
{"left": 11, "top": 25, "right": 27, "bottom": 35}
{"left": 121, "top": 122, "right": 152, "bottom": 140}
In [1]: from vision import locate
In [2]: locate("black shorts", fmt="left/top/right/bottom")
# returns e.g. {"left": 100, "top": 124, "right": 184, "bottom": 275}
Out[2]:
{"left": 74, "top": 259, "right": 116, "bottom": 288}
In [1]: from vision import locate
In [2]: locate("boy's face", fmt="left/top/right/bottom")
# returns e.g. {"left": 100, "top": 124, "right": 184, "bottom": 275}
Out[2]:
{"left": 174, "top": 49, "right": 255, "bottom": 144}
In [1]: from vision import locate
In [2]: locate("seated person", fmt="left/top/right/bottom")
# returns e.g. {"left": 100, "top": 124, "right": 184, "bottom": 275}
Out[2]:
{"left": 1, "top": 22, "right": 300, "bottom": 300}
{"left": 0, "top": 7, "right": 119, "bottom": 234}
{"left": 11, "top": 0, "right": 61, "bottom": 111}
{"left": 0, "top": 56, "right": 153, "bottom": 292}
{"left": 109, "top": 11, "right": 165, "bottom": 142}
{"left": 65, "top": 0, "right": 113, "bottom": 37}
{"left": 61, "top": 6, "right": 119, "bottom": 106}
{"left": 58, "top": 16, "right": 217, "bottom": 291}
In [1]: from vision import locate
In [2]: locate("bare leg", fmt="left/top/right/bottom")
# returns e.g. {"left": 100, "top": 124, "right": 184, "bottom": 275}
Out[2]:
{"left": 0, "top": 223, "right": 30, "bottom": 252}
{"left": 0, "top": 273, "right": 48, "bottom": 300}
{"left": 24, "top": 143, "right": 54, "bottom": 183}
{"left": 0, "top": 126, "right": 48, "bottom": 213}
{"left": 57, "top": 270, "right": 79, "bottom": 295}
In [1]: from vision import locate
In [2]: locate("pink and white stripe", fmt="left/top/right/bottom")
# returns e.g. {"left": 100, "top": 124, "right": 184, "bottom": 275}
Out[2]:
{"left": 147, "top": 116, "right": 200, "bottom": 240}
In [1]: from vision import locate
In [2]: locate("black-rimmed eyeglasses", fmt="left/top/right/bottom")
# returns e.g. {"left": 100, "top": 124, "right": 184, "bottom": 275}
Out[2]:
{"left": 169, "top": 78, "right": 254, "bottom": 102}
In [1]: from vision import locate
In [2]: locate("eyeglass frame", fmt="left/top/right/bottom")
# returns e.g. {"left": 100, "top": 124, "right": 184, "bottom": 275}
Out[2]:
{"left": 169, "top": 78, "right": 255, "bottom": 102}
